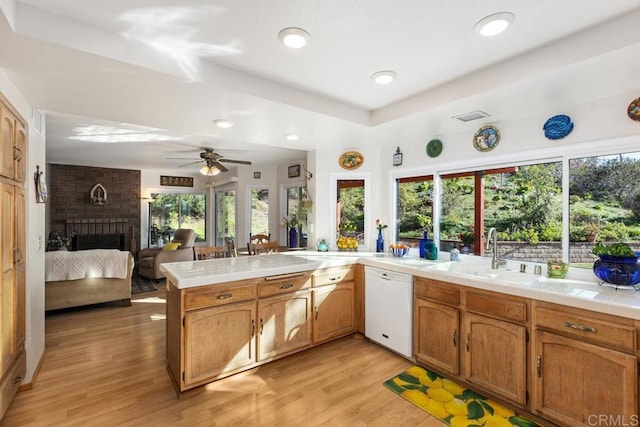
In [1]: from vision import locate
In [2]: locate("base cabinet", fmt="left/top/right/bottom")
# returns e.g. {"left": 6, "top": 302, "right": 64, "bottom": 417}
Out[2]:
{"left": 414, "top": 297, "right": 459, "bottom": 375}
{"left": 312, "top": 282, "right": 355, "bottom": 344}
{"left": 167, "top": 266, "right": 358, "bottom": 394}
{"left": 463, "top": 313, "right": 527, "bottom": 405}
{"left": 257, "top": 290, "right": 312, "bottom": 361}
{"left": 532, "top": 330, "right": 637, "bottom": 426}
{"left": 183, "top": 300, "right": 256, "bottom": 387}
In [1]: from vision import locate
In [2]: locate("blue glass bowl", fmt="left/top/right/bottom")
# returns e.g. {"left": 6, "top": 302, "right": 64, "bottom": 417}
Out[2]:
{"left": 593, "top": 255, "right": 640, "bottom": 286}
{"left": 390, "top": 247, "right": 409, "bottom": 257}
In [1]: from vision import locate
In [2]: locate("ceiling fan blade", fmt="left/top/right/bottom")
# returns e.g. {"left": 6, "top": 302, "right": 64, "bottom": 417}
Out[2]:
{"left": 167, "top": 157, "right": 200, "bottom": 160}
{"left": 214, "top": 161, "right": 229, "bottom": 173}
{"left": 219, "top": 158, "right": 252, "bottom": 165}
{"left": 177, "top": 160, "right": 203, "bottom": 167}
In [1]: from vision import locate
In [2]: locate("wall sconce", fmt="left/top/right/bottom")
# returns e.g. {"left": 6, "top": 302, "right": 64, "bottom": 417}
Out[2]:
{"left": 90, "top": 183, "right": 107, "bottom": 205}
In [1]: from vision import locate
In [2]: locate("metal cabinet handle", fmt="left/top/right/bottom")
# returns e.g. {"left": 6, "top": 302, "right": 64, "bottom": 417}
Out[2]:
{"left": 452, "top": 329, "right": 457, "bottom": 347}
{"left": 564, "top": 321, "right": 597, "bottom": 333}
{"left": 12, "top": 375, "right": 21, "bottom": 386}
{"left": 214, "top": 293, "right": 233, "bottom": 300}
{"left": 329, "top": 276, "right": 342, "bottom": 281}
{"left": 259, "top": 318, "right": 264, "bottom": 335}
{"left": 315, "top": 306, "right": 319, "bottom": 320}
{"left": 13, "top": 146, "right": 22, "bottom": 161}
{"left": 264, "top": 272, "right": 304, "bottom": 281}
{"left": 279, "top": 284, "right": 294, "bottom": 290}
{"left": 465, "top": 332, "right": 470, "bottom": 352}
{"left": 536, "top": 355, "right": 542, "bottom": 377}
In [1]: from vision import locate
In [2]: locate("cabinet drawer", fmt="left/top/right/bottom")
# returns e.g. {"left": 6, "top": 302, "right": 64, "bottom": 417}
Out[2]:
{"left": 1, "top": 350, "right": 25, "bottom": 418}
{"left": 535, "top": 304, "right": 636, "bottom": 351}
{"left": 466, "top": 291, "right": 527, "bottom": 325}
{"left": 414, "top": 277, "right": 459, "bottom": 306}
{"left": 313, "top": 266, "right": 355, "bottom": 287}
{"left": 258, "top": 271, "right": 312, "bottom": 297}
{"left": 185, "top": 283, "right": 256, "bottom": 311}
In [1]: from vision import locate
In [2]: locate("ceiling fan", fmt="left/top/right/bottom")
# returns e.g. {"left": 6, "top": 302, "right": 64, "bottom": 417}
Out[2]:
{"left": 168, "top": 148, "right": 252, "bottom": 176}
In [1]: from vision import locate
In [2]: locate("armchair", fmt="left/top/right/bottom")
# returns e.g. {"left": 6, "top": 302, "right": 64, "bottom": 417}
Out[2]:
{"left": 138, "top": 229, "right": 196, "bottom": 280}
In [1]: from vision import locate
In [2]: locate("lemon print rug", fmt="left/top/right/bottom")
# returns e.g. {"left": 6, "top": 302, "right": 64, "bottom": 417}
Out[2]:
{"left": 383, "top": 366, "right": 540, "bottom": 427}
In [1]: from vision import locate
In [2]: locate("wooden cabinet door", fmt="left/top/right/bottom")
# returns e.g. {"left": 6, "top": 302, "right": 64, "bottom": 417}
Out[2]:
{"left": 0, "top": 107, "right": 15, "bottom": 180}
{"left": 183, "top": 300, "right": 256, "bottom": 387}
{"left": 13, "top": 121, "right": 25, "bottom": 183}
{"left": 0, "top": 181, "right": 15, "bottom": 372}
{"left": 463, "top": 313, "right": 527, "bottom": 406}
{"left": 532, "top": 330, "right": 637, "bottom": 426}
{"left": 312, "top": 282, "right": 355, "bottom": 344}
{"left": 257, "top": 290, "right": 312, "bottom": 361}
{"left": 414, "top": 297, "right": 459, "bottom": 375}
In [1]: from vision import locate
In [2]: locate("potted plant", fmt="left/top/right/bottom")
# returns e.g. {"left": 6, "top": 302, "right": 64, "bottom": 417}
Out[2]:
{"left": 48, "top": 232, "right": 74, "bottom": 251}
{"left": 584, "top": 222, "right": 600, "bottom": 243}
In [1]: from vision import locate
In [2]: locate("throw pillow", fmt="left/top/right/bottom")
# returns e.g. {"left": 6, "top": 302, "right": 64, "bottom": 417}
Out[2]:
{"left": 163, "top": 242, "right": 182, "bottom": 251}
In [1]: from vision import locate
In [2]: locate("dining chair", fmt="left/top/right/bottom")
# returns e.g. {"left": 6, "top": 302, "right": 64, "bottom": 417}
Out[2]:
{"left": 247, "top": 233, "right": 270, "bottom": 253}
{"left": 194, "top": 246, "right": 227, "bottom": 260}
{"left": 248, "top": 241, "right": 278, "bottom": 255}
{"left": 224, "top": 237, "right": 237, "bottom": 257}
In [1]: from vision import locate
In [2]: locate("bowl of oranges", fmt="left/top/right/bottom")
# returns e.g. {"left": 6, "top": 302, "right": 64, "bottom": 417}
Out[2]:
{"left": 389, "top": 243, "right": 410, "bottom": 257}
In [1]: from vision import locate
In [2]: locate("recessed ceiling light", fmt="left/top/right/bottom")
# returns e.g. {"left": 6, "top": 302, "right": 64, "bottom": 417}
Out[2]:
{"left": 213, "top": 119, "right": 234, "bottom": 129}
{"left": 371, "top": 70, "right": 397, "bottom": 85}
{"left": 474, "top": 12, "right": 515, "bottom": 37}
{"left": 278, "top": 27, "right": 310, "bottom": 49}
{"left": 285, "top": 133, "right": 300, "bottom": 141}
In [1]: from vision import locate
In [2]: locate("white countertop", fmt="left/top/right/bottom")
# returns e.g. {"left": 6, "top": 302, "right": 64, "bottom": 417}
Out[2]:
{"left": 160, "top": 251, "right": 640, "bottom": 320}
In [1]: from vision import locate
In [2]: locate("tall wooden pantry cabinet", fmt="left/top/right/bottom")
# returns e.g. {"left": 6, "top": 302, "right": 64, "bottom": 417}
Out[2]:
{"left": 0, "top": 93, "right": 27, "bottom": 420}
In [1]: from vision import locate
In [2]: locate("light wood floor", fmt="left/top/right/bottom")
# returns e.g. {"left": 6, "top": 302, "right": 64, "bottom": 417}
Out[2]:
{"left": 1, "top": 286, "right": 444, "bottom": 427}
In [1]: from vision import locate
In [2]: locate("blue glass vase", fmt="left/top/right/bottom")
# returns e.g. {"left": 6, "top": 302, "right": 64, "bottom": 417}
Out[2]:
{"left": 376, "top": 229, "right": 384, "bottom": 252}
{"left": 593, "top": 255, "right": 640, "bottom": 287}
{"left": 289, "top": 228, "right": 298, "bottom": 248}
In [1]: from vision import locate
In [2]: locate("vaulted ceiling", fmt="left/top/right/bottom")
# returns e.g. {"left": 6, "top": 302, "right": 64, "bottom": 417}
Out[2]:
{"left": 1, "top": 1, "right": 639, "bottom": 171}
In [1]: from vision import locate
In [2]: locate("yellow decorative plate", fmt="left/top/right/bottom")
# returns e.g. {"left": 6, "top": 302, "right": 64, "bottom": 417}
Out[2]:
{"left": 339, "top": 151, "right": 364, "bottom": 170}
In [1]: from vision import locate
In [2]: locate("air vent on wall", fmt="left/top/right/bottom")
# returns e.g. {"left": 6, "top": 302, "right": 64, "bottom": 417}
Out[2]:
{"left": 452, "top": 110, "right": 490, "bottom": 122}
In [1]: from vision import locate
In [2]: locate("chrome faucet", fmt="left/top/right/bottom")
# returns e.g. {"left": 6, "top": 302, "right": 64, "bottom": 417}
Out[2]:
{"left": 485, "top": 228, "right": 506, "bottom": 269}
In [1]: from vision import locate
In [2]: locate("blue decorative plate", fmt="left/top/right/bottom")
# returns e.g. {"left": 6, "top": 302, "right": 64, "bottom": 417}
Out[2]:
{"left": 543, "top": 114, "right": 574, "bottom": 140}
{"left": 473, "top": 125, "right": 500, "bottom": 152}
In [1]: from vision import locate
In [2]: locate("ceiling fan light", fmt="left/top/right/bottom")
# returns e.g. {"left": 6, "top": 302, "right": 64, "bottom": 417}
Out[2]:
{"left": 213, "top": 119, "right": 234, "bottom": 129}
{"left": 200, "top": 164, "right": 220, "bottom": 176}
{"left": 278, "top": 27, "right": 310, "bottom": 49}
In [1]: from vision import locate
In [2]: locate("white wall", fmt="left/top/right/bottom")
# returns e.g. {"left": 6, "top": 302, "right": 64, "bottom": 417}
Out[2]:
{"left": 1, "top": 68, "right": 46, "bottom": 383}
{"left": 310, "top": 89, "right": 640, "bottom": 249}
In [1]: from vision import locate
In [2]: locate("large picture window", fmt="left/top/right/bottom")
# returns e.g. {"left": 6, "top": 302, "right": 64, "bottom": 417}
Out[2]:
{"left": 250, "top": 188, "right": 270, "bottom": 236}
{"left": 396, "top": 175, "right": 433, "bottom": 243}
{"left": 149, "top": 193, "right": 206, "bottom": 245}
{"left": 569, "top": 151, "right": 640, "bottom": 268}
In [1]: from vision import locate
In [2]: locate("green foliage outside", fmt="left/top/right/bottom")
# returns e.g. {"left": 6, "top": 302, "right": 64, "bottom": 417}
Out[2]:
{"left": 150, "top": 193, "right": 206, "bottom": 242}
{"left": 338, "top": 183, "right": 365, "bottom": 242}
{"left": 251, "top": 189, "right": 269, "bottom": 235}
{"left": 397, "top": 156, "right": 640, "bottom": 245}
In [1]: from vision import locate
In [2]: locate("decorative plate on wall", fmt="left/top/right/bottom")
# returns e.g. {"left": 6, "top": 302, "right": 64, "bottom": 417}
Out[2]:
{"left": 426, "top": 139, "right": 443, "bottom": 158}
{"left": 543, "top": 114, "right": 574, "bottom": 140}
{"left": 627, "top": 96, "right": 640, "bottom": 122}
{"left": 339, "top": 151, "right": 364, "bottom": 170}
{"left": 473, "top": 125, "right": 500, "bottom": 152}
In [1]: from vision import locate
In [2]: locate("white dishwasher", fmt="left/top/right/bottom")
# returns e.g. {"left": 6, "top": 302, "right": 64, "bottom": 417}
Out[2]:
{"left": 364, "top": 266, "right": 413, "bottom": 358}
